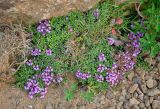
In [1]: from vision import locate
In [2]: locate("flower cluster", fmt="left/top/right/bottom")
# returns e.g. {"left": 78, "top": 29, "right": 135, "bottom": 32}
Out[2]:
{"left": 24, "top": 65, "right": 63, "bottom": 98}
{"left": 106, "top": 31, "right": 143, "bottom": 85}
{"left": 24, "top": 77, "right": 48, "bottom": 99}
{"left": 75, "top": 70, "right": 91, "bottom": 80}
{"left": 75, "top": 31, "right": 143, "bottom": 86}
{"left": 37, "top": 19, "right": 52, "bottom": 35}
{"left": 25, "top": 48, "right": 63, "bottom": 98}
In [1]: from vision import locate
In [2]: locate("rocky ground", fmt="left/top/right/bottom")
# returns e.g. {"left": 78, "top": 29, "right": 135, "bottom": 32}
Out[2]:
{"left": 0, "top": 63, "right": 160, "bottom": 109}
{"left": 0, "top": 0, "right": 100, "bottom": 24}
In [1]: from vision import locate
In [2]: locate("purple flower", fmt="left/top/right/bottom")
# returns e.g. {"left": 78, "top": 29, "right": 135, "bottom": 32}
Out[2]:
{"left": 31, "top": 48, "right": 41, "bottom": 56}
{"left": 37, "top": 19, "right": 52, "bottom": 35}
{"left": 107, "top": 37, "right": 115, "bottom": 45}
{"left": 26, "top": 59, "right": 33, "bottom": 66}
{"left": 136, "top": 32, "right": 144, "bottom": 38}
{"left": 46, "top": 49, "right": 52, "bottom": 56}
{"left": 98, "top": 53, "right": 106, "bottom": 61}
{"left": 75, "top": 70, "right": 83, "bottom": 78}
{"left": 97, "top": 64, "right": 106, "bottom": 72}
{"left": 93, "top": 9, "right": 100, "bottom": 19}
{"left": 40, "top": 87, "right": 48, "bottom": 98}
{"left": 112, "top": 63, "right": 118, "bottom": 69}
{"left": 24, "top": 79, "right": 42, "bottom": 99}
{"left": 95, "top": 75, "right": 104, "bottom": 82}
{"left": 33, "top": 65, "right": 40, "bottom": 71}
{"left": 44, "top": 66, "right": 53, "bottom": 72}
{"left": 41, "top": 71, "right": 53, "bottom": 86}
{"left": 132, "top": 40, "right": 140, "bottom": 48}
{"left": 106, "top": 72, "right": 122, "bottom": 85}
{"left": 75, "top": 70, "right": 91, "bottom": 80}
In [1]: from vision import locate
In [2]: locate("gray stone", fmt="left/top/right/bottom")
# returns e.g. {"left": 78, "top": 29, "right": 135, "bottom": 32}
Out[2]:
{"left": 152, "top": 100, "right": 160, "bottom": 109}
{"left": 136, "top": 88, "right": 143, "bottom": 94}
{"left": 133, "top": 105, "right": 140, "bottom": 109}
{"left": 140, "top": 84, "right": 147, "bottom": 93}
{"left": 123, "top": 101, "right": 129, "bottom": 109}
{"left": 134, "top": 92, "right": 139, "bottom": 98}
{"left": 146, "top": 79, "right": 157, "bottom": 88}
{"left": 129, "top": 98, "right": 140, "bottom": 106}
{"left": 139, "top": 102, "right": 145, "bottom": 108}
{"left": 147, "top": 89, "right": 160, "bottom": 96}
{"left": 127, "top": 71, "right": 134, "bottom": 81}
{"left": 138, "top": 94, "right": 144, "bottom": 101}
{"left": 149, "top": 97, "right": 154, "bottom": 104}
{"left": 133, "top": 76, "right": 141, "bottom": 84}
{"left": 128, "top": 84, "right": 138, "bottom": 93}
{"left": 126, "top": 94, "right": 131, "bottom": 100}
{"left": 144, "top": 99, "right": 150, "bottom": 107}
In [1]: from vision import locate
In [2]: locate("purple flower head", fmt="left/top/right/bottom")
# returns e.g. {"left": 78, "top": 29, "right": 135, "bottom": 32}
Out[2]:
{"left": 75, "top": 70, "right": 91, "bottom": 80}
{"left": 93, "top": 9, "right": 100, "bottom": 19}
{"left": 75, "top": 70, "right": 83, "bottom": 78}
{"left": 95, "top": 75, "right": 104, "bottom": 82}
{"left": 40, "top": 87, "right": 48, "bottom": 98}
{"left": 136, "top": 32, "right": 144, "bottom": 38}
{"left": 41, "top": 71, "right": 53, "bottom": 86}
{"left": 31, "top": 48, "right": 41, "bottom": 56}
{"left": 98, "top": 53, "right": 106, "bottom": 61}
{"left": 107, "top": 37, "right": 115, "bottom": 45}
{"left": 112, "top": 63, "right": 118, "bottom": 69}
{"left": 33, "top": 65, "right": 40, "bottom": 71}
{"left": 26, "top": 59, "right": 33, "bottom": 66}
{"left": 132, "top": 40, "right": 140, "bottom": 48}
{"left": 106, "top": 72, "right": 122, "bottom": 85}
{"left": 133, "top": 48, "right": 141, "bottom": 57}
{"left": 44, "top": 66, "right": 53, "bottom": 72}
{"left": 97, "top": 64, "right": 106, "bottom": 72}
{"left": 37, "top": 19, "right": 52, "bottom": 36}
{"left": 46, "top": 49, "right": 52, "bottom": 56}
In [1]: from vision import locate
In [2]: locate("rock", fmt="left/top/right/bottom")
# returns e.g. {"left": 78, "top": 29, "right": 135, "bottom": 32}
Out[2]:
{"left": 139, "top": 103, "right": 145, "bottom": 108}
{"left": 133, "top": 76, "right": 141, "bottom": 84}
{"left": 144, "top": 98, "right": 150, "bottom": 107}
{"left": 117, "top": 101, "right": 123, "bottom": 107}
{"left": 135, "top": 68, "right": 146, "bottom": 80}
{"left": 46, "top": 102, "right": 53, "bottom": 109}
{"left": 138, "top": 94, "right": 144, "bottom": 101}
{"left": 158, "top": 83, "right": 160, "bottom": 90}
{"left": 136, "top": 88, "right": 142, "bottom": 94}
{"left": 0, "top": 0, "right": 101, "bottom": 24}
{"left": 133, "top": 105, "right": 140, "bottom": 109}
{"left": 128, "top": 84, "right": 138, "bottom": 93}
{"left": 129, "top": 98, "right": 140, "bottom": 106}
{"left": 152, "top": 100, "right": 160, "bottom": 109}
{"left": 146, "top": 79, "right": 157, "bottom": 88}
{"left": 147, "top": 89, "right": 160, "bottom": 96}
{"left": 123, "top": 101, "right": 129, "bottom": 109}
{"left": 127, "top": 71, "right": 134, "bottom": 80}
{"left": 149, "top": 97, "right": 154, "bottom": 103}
{"left": 140, "top": 84, "right": 147, "bottom": 93}
{"left": 125, "top": 94, "right": 131, "bottom": 100}
{"left": 133, "top": 92, "right": 138, "bottom": 98}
